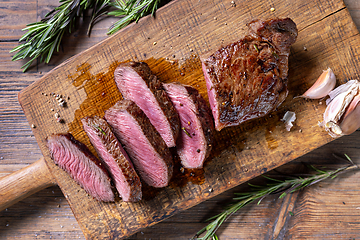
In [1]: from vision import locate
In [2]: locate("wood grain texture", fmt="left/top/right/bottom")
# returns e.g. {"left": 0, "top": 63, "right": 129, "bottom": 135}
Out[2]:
{"left": 1, "top": 0, "right": 360, "bottom": 239}
{"left": 0, "top": 158, "right": 56, "bottom": 211}
{"left": 16, "top": 0, "right": 360, "bottom": 238}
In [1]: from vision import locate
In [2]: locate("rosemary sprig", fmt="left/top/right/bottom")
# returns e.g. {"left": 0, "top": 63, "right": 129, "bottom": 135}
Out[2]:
{"left": 93, "top": 124, "right": 107, "bottom": 136}
{"left": 107, "top": 0, "right": 161, "bottom": 35}
{"left": 182, "top": 127, "right": 192, "bottom": 138}
{"left": 88, "top": 0, "right": 112, "bottom": 36}
{"left": 11, "top": 0, "right": 164, "bottom": 72}
{"left": 10, "top": 0, "right": 109, "bottom": 72}
{"left": 193, "top": 155, "right": 358, "bottom": 240}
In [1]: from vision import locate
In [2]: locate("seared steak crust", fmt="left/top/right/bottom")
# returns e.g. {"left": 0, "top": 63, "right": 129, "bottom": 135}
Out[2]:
{"left": 81, "top": 116, "right": 142, "bottom": 202}
{"left": 202, "top": 18, "right": 298, "bottom": 131}
{"left": 114, "top": 61, "right": 180, "bottom": 147}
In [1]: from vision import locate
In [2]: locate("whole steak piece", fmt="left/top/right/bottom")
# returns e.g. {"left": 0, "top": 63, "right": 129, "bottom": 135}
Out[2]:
{"left": 163, "top": 83, "right": 214, "bottom": 169}
{"left": 81, "top": 116, "right": 142, "bottom": 202}
{"left": 114, "top": 61, "right": 180, "bottom": 147}
{"left": 105, "top": 100, "right": 173, "bottom": 188}
{"left": 47, "top": 133, "right": 114, "bottom": 202}
{"left": 202, "top": 18, "right": 298, "bottom": 131}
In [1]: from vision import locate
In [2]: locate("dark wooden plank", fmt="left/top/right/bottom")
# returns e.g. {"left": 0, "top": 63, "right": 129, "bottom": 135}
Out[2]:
{"left": 0, "top": 0, "right": 37, "bottom": 40}
{"left": 0, "top": 186, "right": 83, "bottom": 239}
{"left": 1, "top": 0, "right": 360, "bottom": 239}
{"left": 0, "top": 73, "right": 43, "bottom": 164}
{"left": 346, "top": 1, "right": 360, "bottom": 27}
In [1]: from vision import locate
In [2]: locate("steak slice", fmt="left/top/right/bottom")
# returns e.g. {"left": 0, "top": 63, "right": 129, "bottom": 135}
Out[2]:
{"left": 114, "top": 61, "right": 180, "bottom": 147}
{"left": 105, "top": 100, "right": 173, "bottom": 188}
{"left": 81, "top": 116, "right": 142, "bottom": 202}
{"left": 163, "top": 83, "right": 214, "bottom": 169}
{"left": 202, "top": 18, "right": 298, "bottom": 131}
{"left": 47, "top": 133, "right": 114, "bottom": 202}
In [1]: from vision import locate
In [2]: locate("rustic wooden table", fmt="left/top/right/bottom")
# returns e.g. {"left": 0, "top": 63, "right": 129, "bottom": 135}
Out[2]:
{"left": 1, "top": 0, "right": 360, "bottom": 239}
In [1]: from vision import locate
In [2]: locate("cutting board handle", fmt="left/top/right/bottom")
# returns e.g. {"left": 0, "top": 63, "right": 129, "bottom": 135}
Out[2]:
{"left": 0, "top": 157, "right": 56, "bottom": 212}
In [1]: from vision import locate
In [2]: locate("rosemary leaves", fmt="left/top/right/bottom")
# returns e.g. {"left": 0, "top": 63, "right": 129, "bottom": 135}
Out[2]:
{"left": 11, "top": 0, "right": 164, "bottom": 72}
{"left": 10, "top": 0, "right": 108, "bottom": 72}
{"left": 192, "top": 155, "right": 358, "bottom": 240}
{"left": 107, "top": 0, "right": 161, "bottom": 35}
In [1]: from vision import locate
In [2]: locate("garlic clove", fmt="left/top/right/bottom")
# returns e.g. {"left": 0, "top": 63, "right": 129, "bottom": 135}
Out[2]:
{"left": 339, "top": 92, "right": 360, "bottom": 135}
{"left": 323, "top": 91, "right": 349, "bottom": 124}
{"left": 324, "top": 121, "right": 343, "bottom": 138}
{"left": 343, "top": 92, "right": 360, "bottom": 120}
{"left": 301, "top": 68, "right": 336, "bottom": 99}
{"left": 340, "top": 101, "right": 360, "bottom": 135}
{"left": 326, "top": 79, "right": 359, "bottom": 105}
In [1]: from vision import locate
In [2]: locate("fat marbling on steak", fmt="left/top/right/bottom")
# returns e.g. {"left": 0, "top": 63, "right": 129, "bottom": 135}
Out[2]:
{"left": 202, "top": 18, "right": 298, "bottom": 131}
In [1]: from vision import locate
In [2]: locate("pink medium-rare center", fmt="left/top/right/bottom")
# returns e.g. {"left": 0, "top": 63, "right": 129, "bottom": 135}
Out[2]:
{"left": 202, "top": 63, "right": 218, "bottom": 127}
{"left": 164, "top": 83, "right": 214, "bottom": 169}
{"left": 105, "top": 100, "right": 174, "bottom": 188}
{"left": 114, "top": 62, "right": 180, "bottom": 148}
{"left": 81, "top": 116, "right": 142, "bottom": 202}
{"left": 47, "top": 133, "right": 114, "bottom": 202}
{"left": 118, "top": 68, "right": 170, "bottom": 139}
{"left": 115, "top": 113, "right": 169, "bottom": 185}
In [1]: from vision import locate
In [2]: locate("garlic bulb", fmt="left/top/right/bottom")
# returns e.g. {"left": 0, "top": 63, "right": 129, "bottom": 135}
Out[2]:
{"left": 321, "top": 80, "right": 360, "bottom": 137}
{"left": 301, "top": 68, "right": 336, "bottom": 99}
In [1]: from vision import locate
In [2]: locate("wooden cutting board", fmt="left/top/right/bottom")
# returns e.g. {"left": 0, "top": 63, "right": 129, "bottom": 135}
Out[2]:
{"left": 18, "top": 0, "right": 360, "bottom": 238}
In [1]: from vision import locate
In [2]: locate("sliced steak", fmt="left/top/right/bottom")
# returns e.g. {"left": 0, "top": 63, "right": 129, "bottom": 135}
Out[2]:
{"left": 202, "top": 18, "right": 298, "bottom": 131}
{"left": 81, "top": 116, "right": 142, "bottom": 202}
{"left": 163, "top": 83, "right": 214, "bottom": 169}
{"left": 47, "top": 133, "right": 114, "bottom": 202}
{"left": 114, "top": 61, "right": 180, "bottom": 147}
{"left": 105, "top": 100, "right": 173, "bottom": 188}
